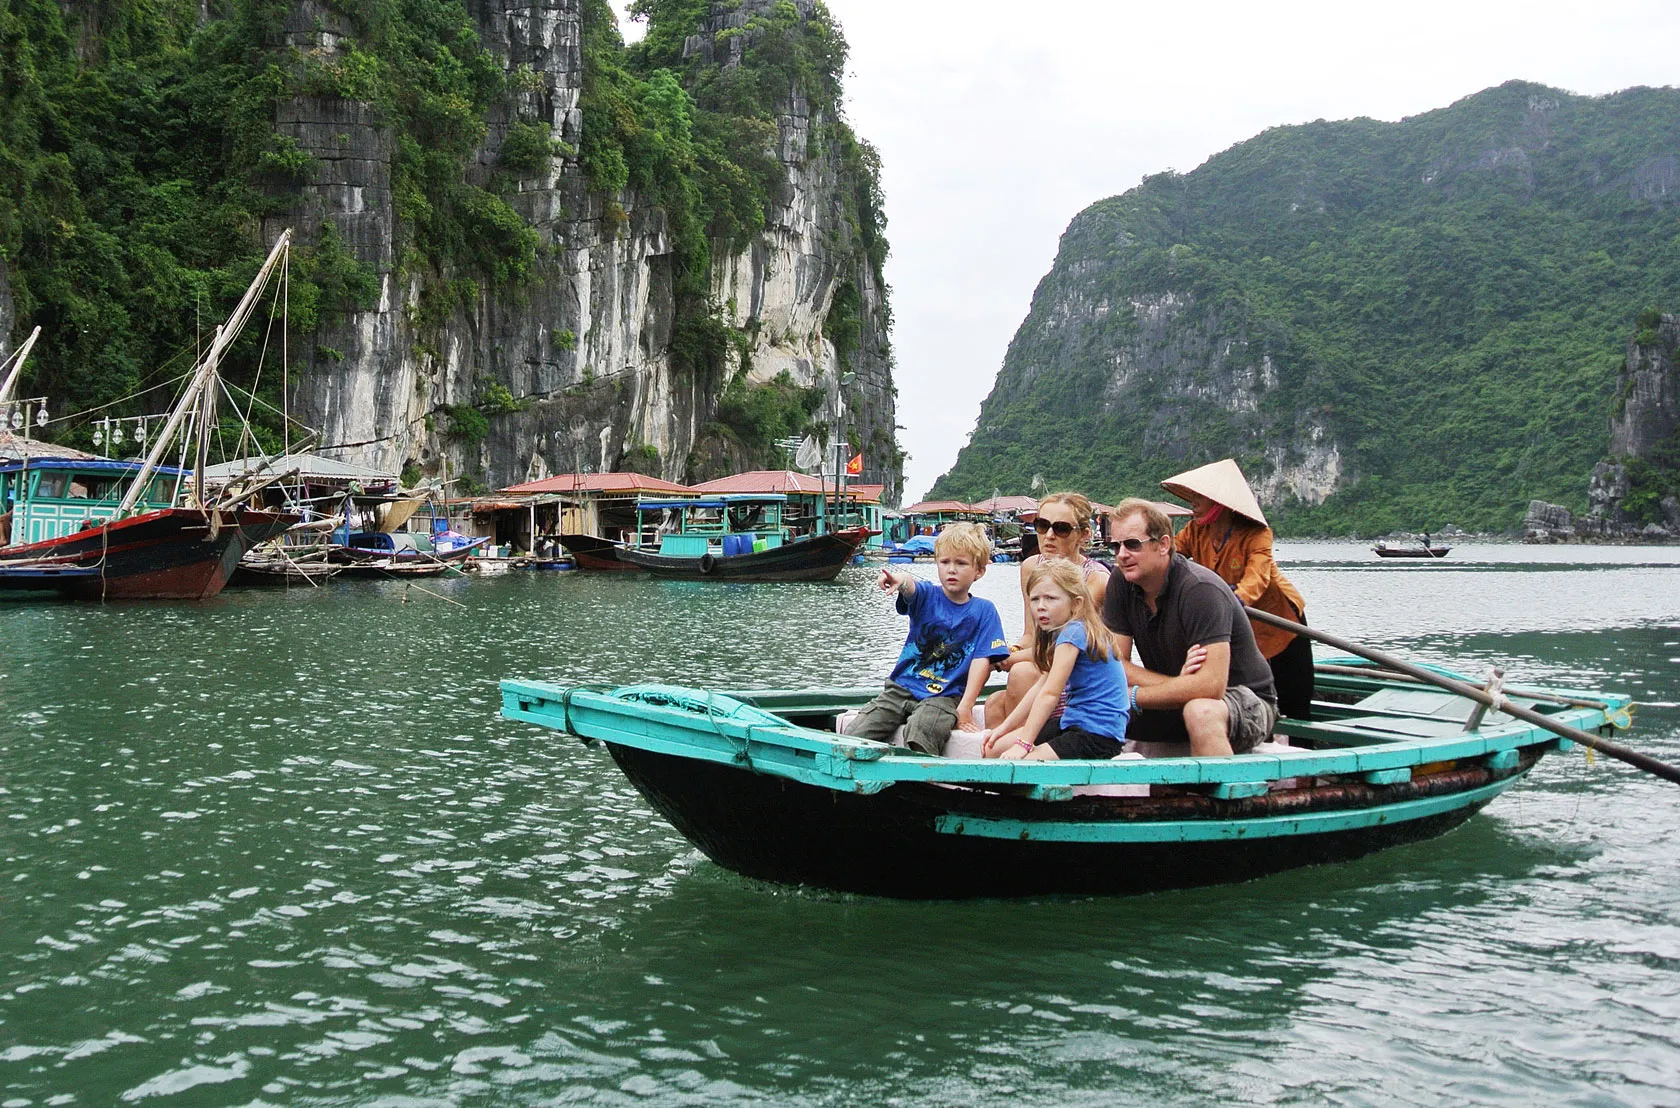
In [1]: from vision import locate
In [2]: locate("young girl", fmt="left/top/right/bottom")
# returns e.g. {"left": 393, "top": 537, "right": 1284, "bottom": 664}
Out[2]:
{"left": 982, "top": 559, "right": 1130, "bottom": 761}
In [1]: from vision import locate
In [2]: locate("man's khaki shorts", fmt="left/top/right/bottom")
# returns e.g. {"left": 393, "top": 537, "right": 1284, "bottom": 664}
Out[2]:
{"left": 1226, "top": 685, "right": 1280, "bottom": 753}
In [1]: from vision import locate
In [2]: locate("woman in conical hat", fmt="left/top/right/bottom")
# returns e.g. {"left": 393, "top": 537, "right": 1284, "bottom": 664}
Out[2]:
{"left": 1161, "top": 459, "right": 1314, "bottom": 720}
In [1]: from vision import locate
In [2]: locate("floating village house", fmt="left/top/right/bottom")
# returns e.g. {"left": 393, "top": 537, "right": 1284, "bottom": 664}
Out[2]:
{"left": 895, "top": 499, "right": 989, "bottom": 543}
{"left": 200, "top": 452, "right": 402, "bottom": 532}
{"left": 688, "top": 470, "right": 887, "bottom": 548}
{"left": 484, "top": 472, "right": 693, "bottom": 554}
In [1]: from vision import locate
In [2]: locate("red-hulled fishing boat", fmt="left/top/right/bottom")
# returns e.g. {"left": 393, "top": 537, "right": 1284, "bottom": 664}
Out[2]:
{"left": 0, "top": 232, "right": 300, "bottom": 600}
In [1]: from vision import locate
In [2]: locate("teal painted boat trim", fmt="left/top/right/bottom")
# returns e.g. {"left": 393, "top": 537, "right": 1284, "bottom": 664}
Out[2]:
{"left": 1362, "top": 768, "right": 1412, "bottom": 785}
{"left": 499, "top": 677, "right": 1631, "bottom": 796}
{"left": 933, "top": 775, "right": 1523, "bottom": 843}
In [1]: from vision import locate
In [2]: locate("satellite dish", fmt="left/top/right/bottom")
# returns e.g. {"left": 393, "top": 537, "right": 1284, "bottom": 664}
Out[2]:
{"left": 794, "top": 436, "right": 821, "bottom": 472}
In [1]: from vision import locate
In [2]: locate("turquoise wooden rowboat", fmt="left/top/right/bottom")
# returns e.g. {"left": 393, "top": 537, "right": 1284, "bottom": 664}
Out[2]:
{"left": 500, "top": 663, "right": 1635, "bottom": 898}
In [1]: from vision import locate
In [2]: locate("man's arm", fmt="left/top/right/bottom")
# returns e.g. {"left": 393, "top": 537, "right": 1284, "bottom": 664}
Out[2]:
{"left": 1135, "top": 641, "right": 1230, "bottom": 711}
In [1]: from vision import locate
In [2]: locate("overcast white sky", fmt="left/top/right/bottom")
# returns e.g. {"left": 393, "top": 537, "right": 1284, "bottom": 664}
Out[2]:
{"left": 620, "top": 1, "right": 1680, "bottom": 501}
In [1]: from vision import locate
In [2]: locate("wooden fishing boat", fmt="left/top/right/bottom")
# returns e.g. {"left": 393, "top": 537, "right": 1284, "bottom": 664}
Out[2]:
{"left": 1374, "top": 541, "right": 1450, "bottom": 558}
{"left": 561, "top": 493, "right": 871, "bottom": 582}
{"left": 0, "top": 466, "right": 296, "bottom": 599}
{"left": 0, "top": 232, "right": 300, "bottom": 600}
{"left": 500, "top": 662, "right": 1635, "bottom": 898}
{"left": 331, "top": 529, "right": 488, "bottom": 566}
{"left": 230, "top": 547, "right": 344, "bottom": 586}
{"left": 554, "top": 533, "right": 639, "bottom": 571}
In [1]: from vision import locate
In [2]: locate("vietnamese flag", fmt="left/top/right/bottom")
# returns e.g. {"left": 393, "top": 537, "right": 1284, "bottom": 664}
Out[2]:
{"left": 846, "top": 452, "right": 863, "bottom": 476}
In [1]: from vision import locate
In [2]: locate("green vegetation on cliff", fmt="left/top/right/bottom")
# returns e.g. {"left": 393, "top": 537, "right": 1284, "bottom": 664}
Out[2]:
{"left": 931, "top": 82, "right": 1680, "bottom": 534}
{"left": 0, "top": 0, "right": 888, "bottom": 467}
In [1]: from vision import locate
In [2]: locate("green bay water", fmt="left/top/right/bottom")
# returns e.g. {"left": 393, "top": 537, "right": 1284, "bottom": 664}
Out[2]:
{"left": 4, "top": 544, "right": 1679, "bottom": 1105}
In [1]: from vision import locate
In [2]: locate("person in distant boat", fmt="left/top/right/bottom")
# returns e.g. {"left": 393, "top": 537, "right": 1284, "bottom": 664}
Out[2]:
{"left": 983, "top": 558, "right": 1130, "bottom": 760}
{"left": 983, "top": 492, "right": 1111, "bottom": 730}
{"left": 845, "top": 522, "right": 1011, "bottom": 756}
{"left": 1103, "top": 498, "right": 1279, "bottom": 756}
{"left": 1162, "top": 459, "right": 1314, "bottom": 720}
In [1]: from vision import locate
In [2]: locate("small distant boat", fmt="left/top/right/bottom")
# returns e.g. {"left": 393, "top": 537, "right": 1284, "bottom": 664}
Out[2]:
{"left": 560, "top": 493, "right": 871, "bottom": 582}
{"left": 231, "top": 548, "right": 344, "bottom": 586}
{"left": 501, "top": 661, "right": 1633, "bottom": 899}
{"left": 331, "top": 529, "right": 488, "bottom": 573}
{"left": 1374, "top": 540, "right": 1450, "bottom": 559}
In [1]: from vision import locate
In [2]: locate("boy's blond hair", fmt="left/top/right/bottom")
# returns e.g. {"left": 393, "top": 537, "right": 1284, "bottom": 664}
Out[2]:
{"left": 934, "top": 521, "right": 992, "bottom": 565}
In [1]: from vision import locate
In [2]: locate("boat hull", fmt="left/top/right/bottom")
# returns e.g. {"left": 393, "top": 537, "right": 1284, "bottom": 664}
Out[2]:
{"left": 614, "top": 528, "right": 870, "bottom": 582}
{"left": 1374, "top": 547, "right": 1450, "bottom": 558}
{"left": 611, "top": 735, "right": 1518, "bottom": 899}
{"left": 556, "top": 533, "right": 638, "bottom": 571}
{"left": 606, "top": 743, "right": 1513, "bottom": 898}
{"left": 0, "top": 508, "right": 297, "bottom": 599}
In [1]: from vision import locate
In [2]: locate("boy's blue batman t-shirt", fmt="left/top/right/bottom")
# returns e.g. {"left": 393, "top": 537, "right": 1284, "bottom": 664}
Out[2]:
{"left": 890, "top": 585, "right": 1010, "bottom": 700}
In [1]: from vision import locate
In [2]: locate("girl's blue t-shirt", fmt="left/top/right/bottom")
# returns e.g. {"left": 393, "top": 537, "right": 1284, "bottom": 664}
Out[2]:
{"left": 1055, "top": 620, "right": 1130, "bottom": 739}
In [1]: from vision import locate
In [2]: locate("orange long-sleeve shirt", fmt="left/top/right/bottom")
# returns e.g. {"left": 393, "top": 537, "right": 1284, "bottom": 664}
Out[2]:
{"left": 1174, "top": 512, "right": 1305, "bottom": 659}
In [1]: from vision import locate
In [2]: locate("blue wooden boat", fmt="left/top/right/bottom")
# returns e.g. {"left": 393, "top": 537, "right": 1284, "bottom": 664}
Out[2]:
{"left": 500, "top": 663, "right": 1636, "bottom": 898}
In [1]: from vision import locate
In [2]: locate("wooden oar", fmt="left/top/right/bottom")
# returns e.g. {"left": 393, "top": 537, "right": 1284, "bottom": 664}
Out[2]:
{"left": 1246, "top": 606, "right": 1680, "bottom": 787}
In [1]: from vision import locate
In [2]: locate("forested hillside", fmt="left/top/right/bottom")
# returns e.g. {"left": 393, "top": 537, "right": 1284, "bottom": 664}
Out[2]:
{"left": 931, "top": 81, "right": 1680, "bottom": 534}
{"left": 0, "top": 0, "right": 898, "bottom": 492}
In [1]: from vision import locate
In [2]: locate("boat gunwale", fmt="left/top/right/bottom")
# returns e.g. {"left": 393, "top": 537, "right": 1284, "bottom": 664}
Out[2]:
{"left": 500, "top": 670, "right": 1628, "bottom": 794}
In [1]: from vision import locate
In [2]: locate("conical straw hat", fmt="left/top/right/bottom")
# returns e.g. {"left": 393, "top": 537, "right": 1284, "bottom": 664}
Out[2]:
{"left": 1160, "top": 458, "right": 1268, "bottom": 527}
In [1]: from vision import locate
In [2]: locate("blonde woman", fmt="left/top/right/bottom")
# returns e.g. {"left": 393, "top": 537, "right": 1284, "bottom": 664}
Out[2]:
{"left": 983, "top": 491, "right": 1111, "bottom": 729}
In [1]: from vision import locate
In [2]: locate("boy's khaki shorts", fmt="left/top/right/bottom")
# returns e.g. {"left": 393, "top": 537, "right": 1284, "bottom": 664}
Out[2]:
{"left": 843, "top": 683, "right": 959, "bottom": 755}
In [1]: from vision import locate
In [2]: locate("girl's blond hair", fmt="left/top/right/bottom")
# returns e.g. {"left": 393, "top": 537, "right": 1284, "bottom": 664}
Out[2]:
{"left": 1026, "top": 558, "right": 1112, "bottom": 670}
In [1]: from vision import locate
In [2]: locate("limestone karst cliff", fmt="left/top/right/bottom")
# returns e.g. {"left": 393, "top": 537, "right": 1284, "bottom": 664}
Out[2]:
{"left": 931, "top": 81, "right": 1680, "bottom": 534}
{"left": 1525, "top": 311, "right": 1680, "bottom": 540}
{"left": 0, "top": 0, "right": 899, "bottom": 498}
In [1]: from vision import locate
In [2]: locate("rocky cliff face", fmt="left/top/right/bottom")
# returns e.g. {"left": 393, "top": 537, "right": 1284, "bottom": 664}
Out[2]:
{"left": 1525, "top": 313, "right": 1680, "bottom": 540}
{"left": 274, "top": 0, "right": 897, "bottom": 497}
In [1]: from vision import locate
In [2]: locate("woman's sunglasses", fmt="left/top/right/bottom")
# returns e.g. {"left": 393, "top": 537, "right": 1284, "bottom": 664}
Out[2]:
{"left": 1032, "top": 519, "right": 1077, "bottom": 537}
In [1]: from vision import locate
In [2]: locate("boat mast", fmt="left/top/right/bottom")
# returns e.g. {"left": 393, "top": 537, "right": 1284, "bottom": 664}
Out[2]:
{"left": 0, "top": 326, "right": 43, "bottom": 406}
{"left": 117, "top": 230, "right": 292, "bottom": 517}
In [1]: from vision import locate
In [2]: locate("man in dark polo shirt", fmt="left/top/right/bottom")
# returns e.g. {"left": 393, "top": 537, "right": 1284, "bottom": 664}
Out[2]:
{"left": 1101, "top": 498, "right": 1279, "bottom": 755}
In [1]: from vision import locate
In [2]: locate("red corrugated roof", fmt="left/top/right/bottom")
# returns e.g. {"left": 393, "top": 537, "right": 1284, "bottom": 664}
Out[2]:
{"left": 973, "top": 495, "right": 1040, "bottom": 513}
{"left": 499, "top": 472, "right": 692, "bottom": 495}
{"left": 902, "top": 500, "right": 983, "bottom": 515}
{"left": 690, "top": 470, "right": 882, "bottom": 502}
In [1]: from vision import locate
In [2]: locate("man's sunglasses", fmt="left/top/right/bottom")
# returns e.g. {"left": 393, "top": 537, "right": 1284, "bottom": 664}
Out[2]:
{"left": 1110, "top": 536, "right": 1162, "bottom": 553}
{"left": 1032, "top": 519, "right": 1077, "bottom": 537}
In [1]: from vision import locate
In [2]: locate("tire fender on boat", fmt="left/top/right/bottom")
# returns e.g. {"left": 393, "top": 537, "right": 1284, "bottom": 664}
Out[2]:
{"left": 698, "top": 553, "right": 717, "bottom": 574}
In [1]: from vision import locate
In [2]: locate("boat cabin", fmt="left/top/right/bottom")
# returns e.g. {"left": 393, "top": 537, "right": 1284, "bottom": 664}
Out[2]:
{"left": 0, "top": 458, "right": 184, "bottom": 547}
{"left": 634, "top": 494, "right": 790, "bottom": 557}
{"left": 687, "top": 471, "right": 886, "bottom": 547}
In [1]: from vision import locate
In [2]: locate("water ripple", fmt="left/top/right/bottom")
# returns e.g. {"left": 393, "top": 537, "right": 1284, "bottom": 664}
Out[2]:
{"left": 2, "top": 558, "right": 1678, "bottom": 1103}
